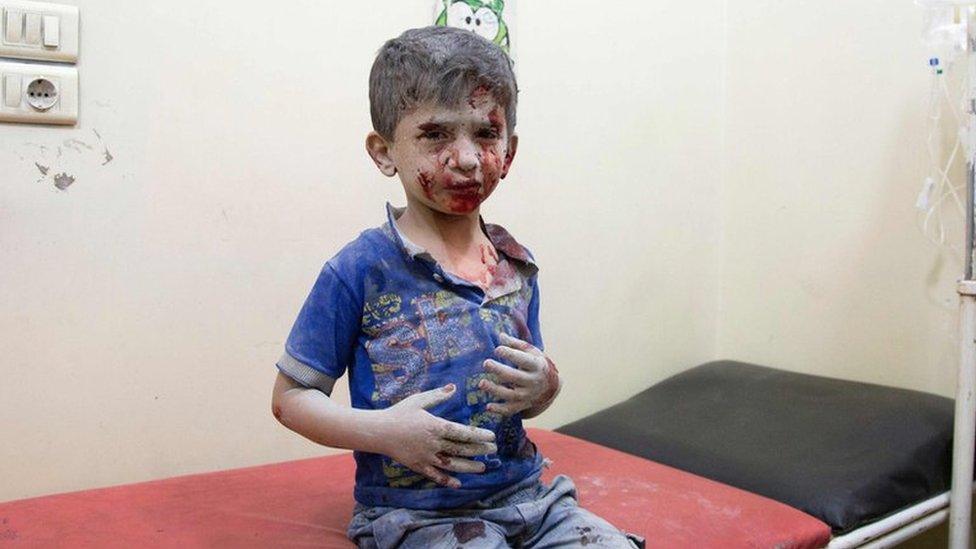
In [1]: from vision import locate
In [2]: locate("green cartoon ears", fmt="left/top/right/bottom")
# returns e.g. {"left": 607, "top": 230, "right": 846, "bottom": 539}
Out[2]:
{"left": 435, "top": 0, "right": 510, "bottom": 53}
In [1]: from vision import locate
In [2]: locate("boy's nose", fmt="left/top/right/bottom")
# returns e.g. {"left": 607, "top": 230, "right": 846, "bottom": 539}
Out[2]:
{"left": 450, "top": 139, "right": 480, "bottom": 173}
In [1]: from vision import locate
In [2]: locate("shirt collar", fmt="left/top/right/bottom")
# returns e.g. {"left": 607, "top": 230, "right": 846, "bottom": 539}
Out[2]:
{"left": 384, "top": 203, "right": 429, "bottom": 259}
{"left": 383, "top": 202, "right": 538, "bottom": 271}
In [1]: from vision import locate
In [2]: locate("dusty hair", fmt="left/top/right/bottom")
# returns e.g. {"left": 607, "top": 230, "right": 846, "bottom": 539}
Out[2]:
{"left": 369, "top": 26, "right": 518, "bottom": 140}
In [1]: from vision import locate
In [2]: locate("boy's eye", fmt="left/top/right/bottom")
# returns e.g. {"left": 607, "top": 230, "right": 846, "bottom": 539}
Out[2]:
{"left": 420, "top": 131, "right": 448, "bottom": 140}
{"left": 477, "top": 129, "right": 500, "bottom": 140}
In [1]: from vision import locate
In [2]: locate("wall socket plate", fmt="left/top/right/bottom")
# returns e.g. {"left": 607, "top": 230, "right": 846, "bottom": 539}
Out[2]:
{"left": 1, "top": 1, "right": 78, "bottom": 63}
{"left": 0, "top": 60, "right": 77, "bottom": 125}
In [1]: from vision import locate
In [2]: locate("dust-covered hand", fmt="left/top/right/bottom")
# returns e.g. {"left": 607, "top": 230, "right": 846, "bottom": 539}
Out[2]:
{"left": 479, "top": 333, "right": 561, "bottom": 417}
{"left": 377, "top": 384, "right": 497, "bottom": 489}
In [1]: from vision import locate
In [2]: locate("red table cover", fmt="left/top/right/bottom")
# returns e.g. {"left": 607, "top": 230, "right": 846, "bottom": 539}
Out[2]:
{"left": 0, "top": 429, "right": 831, "bottom": 548}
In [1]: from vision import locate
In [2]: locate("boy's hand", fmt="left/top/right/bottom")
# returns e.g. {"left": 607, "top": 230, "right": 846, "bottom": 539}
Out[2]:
{"left": 479, "top": 333, "right": 561, "bottom": 417}
{"left": 378, "top": 384, "right": 497, "bottom": 489}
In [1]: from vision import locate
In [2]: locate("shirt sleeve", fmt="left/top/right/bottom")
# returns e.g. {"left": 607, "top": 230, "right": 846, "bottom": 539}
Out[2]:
{"left": 526, "top": 274, "right": 544, "bottom": 352}
{"left": 277, "top": 262, "right": 360, "bottom": 392}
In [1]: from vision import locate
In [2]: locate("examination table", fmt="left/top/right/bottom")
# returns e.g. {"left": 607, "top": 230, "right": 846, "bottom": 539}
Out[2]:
{"left": 0, "top": 428, "right": 831, "bottom": 548}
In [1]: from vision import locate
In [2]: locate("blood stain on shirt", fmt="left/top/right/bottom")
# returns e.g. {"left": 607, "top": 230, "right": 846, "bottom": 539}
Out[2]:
{"left": 453, "top": 521, "right": 487, "bottom": 543}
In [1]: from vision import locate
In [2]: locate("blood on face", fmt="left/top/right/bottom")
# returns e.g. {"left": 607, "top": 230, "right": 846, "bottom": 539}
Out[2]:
{"left": 414, "top": 106, "right": 508, "bottom": 214}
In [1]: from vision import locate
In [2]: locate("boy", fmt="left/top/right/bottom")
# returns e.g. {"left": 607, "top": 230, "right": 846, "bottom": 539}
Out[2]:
{"left": 271, "top": 26, "right": 641, "bottom": 548}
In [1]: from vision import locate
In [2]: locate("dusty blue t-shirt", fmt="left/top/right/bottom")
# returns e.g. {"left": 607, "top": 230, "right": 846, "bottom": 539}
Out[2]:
{"left": 277, "top": 204, "right": 545, "bottom": 510}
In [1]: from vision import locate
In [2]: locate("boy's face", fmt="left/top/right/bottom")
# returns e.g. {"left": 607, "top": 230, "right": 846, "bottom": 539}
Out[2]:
{"left": 367, "top": 90, "right": 517, "bottom": 216}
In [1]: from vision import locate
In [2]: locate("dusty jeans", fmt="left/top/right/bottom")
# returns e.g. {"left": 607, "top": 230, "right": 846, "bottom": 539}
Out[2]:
{"left": 347, "top": 474, "right": 644, "bottom": 548}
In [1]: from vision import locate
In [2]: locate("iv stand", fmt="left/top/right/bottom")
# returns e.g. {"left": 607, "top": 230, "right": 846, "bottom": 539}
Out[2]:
{"left": 950, "top": 6, "right": 976, "bottom": 548}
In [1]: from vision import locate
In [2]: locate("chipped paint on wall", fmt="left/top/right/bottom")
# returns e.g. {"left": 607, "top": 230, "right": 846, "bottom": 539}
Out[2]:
{"left": 53, "top": 172, "right": 75, "bottom": 190}
{"left": 17, "top": 128, "right": 115, "bottom": 191}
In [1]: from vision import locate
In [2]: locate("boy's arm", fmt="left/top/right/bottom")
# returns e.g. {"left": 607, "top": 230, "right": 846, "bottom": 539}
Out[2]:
{"left": 271, "top": 372, "right": 497, "bottom": 488}
{"left": 272, "top": 371, "right": 386, "bottom": 453}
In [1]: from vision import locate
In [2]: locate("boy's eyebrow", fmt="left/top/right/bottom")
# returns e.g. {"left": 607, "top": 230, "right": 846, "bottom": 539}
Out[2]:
{"left": 417, "top": 121, "right": 449, "bottom": 132}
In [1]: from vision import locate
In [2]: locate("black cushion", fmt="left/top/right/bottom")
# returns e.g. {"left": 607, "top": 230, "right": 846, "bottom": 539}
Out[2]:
{"left": 556, "top": 360, "right": 954, "bottom": 533}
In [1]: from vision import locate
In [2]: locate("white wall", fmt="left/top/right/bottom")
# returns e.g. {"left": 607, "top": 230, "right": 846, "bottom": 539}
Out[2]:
{"left": 717, "top": 0, "right": 962, "bottom": 397}
{"left": 0, "top": 0, "right": 725, "bottom": 501}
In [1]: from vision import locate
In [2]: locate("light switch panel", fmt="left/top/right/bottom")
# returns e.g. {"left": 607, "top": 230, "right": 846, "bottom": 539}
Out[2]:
{"left": 0, "top": 60, "right": 77, "bottom": 125}
{"left": 0, "top": 1, "right": 77, "bottom": 63}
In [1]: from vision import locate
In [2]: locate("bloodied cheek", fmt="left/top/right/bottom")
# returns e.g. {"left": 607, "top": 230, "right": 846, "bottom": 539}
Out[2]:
{"left": 418, "top": 172, "right": 435, "bottom": 201}
{"left": 483, "top": 106, "right": 509, "bottom": 182}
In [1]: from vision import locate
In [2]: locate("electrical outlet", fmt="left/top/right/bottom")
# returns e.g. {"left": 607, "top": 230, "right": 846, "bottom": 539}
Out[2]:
{"left": 1, "top": 1, "right": 78, "bottom": 63}
{"left": 0, "top": 59, "right": 77, "bottom": 125}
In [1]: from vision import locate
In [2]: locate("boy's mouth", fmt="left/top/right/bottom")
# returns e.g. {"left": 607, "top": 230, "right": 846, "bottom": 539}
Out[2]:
{"left": 445, "top": 180, "right": 482, "bottom": 192}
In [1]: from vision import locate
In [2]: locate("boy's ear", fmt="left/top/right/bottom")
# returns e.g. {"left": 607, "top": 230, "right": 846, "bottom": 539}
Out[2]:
{"left": 365, "top": 132, "right": 398, "bottom": 177}
{"left": 501, "top": 133, "right": 518, "bottom": 179}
